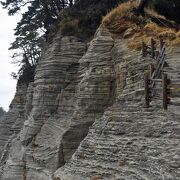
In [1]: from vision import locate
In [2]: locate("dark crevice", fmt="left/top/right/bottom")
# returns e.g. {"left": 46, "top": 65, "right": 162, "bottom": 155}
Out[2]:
{"left": 57, "top": 143, "right": 65, "bottom": 168}
{"left": 61, "top": 121, "right": 94, "bottom": 164}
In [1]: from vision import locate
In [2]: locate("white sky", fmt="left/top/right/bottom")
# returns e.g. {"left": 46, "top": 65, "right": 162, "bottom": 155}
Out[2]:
{"left": 0, "top": 7, "right": 21, "bottom": 111}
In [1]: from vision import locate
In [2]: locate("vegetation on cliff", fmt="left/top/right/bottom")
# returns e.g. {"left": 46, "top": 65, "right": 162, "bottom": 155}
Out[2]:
{"left": 102, "top": 0, "right": 180, "bottom": 49}
{"left": 1, "top": 0, "right": 122, "bottom": 85}
{"left": 1, "top": 0, "right": 180, "bottom": 85}
{"left": 59, "top": 0, "right": 123, "bottom": 39}
{"left": 1, "top": 0, "right": 76, "bottom": 85}
{"left": 151, "top": 0, "right": 180, "bottom": 24}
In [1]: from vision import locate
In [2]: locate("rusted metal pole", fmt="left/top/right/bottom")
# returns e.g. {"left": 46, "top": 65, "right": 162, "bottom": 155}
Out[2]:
{"left": 162, "top": 74, "right": 168, "bottom": 110}
{"left": 144, "top": 73, "right": 150, "bottom": 107}
{"left": 151, "top": 38, "right": 155, "bottom": 58}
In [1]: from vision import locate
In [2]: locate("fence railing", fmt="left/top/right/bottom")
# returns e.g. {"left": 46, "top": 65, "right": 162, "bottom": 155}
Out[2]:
{"left": 142, "top": 38, "right": 180, "bottom": 110}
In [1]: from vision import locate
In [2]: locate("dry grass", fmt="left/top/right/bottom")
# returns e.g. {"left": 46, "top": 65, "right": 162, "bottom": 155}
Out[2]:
{"left": 170, "top": 38, "right": 180, "bottom": 46}
{"left": 102, "top": 1, "right": 145, "bottom": 30}
{"left": 127, "top": 26, "right": 179, "bottom": 50}
{"left": 176, "top": 31, "right": 180, "bottom": 37}
{"left": 144, "top": 22, "right": 165, "bottom": 34}
{"left": 145, "top": 8, "right": 166, "bottom": 20}
{"left": 102, "top": 0, "right": 180, "bottom": 49}
{"left": 127, "top": 35, "right": 152, "bottom": 50}
{"left": 103, "top": 1, "right": 139, "bottom": 26}
{"left": 158, "top": 30, "right": 176, "bottom": 40}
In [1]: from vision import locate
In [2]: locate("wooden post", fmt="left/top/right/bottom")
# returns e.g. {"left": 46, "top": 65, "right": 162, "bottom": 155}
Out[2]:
{"left": 142, "top": 41, "right": 146, "bottom": 57}
{"left": 151, "top": 38, "right": 155, "bottom": 58}
{"left": 144, "top": 73, "right": 150, "bottom": 107}
{"left": 162, "top": 74, "right": 168, "bottom": 110}
{"left": 160, "top": 38, "right": 164, "bottom": 50}
{"left": 149, "top": 64, "right": 154, "bottom": 77}
{"left": 155, "top": 51, "right": 159, "bottom": 60}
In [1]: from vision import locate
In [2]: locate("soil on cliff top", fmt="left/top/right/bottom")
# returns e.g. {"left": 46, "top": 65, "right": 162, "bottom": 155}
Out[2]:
{"left": 102, "top": 0, "right": 180, "bottom": 50}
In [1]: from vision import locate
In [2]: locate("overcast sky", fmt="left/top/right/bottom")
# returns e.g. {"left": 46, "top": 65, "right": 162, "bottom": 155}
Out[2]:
{"left": 0, "top": 7, "right": 21, "bottom": 111}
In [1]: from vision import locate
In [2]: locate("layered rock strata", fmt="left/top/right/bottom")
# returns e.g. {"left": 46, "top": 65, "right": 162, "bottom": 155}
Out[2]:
{"left": 1, "top": 33, "right": 88, "bottom": 179}
{"left": 1, "top": 23, "right": 180, "bottom": 180}
{"left": 62, "top": 28, "right": 116, "bottom": 163}
{"left": 53, "top": 34, "right": 180, "bottom": 179}
{"left": 0, "top": 84, "right": 28, "bottom": 156}
{"left": 55, "top": 98, "right": 180, "bottom": 180}
{"left": 0, "top": 84, "right": 28, "bottom": 177}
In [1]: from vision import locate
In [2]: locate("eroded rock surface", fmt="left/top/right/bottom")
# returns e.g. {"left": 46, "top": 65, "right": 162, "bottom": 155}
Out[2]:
{"left": 0, "top": 33, "right": 87, "bottom": 179}
{"left": 54, "top": 33, "right": 180, "bottom": 179}
{"left": 0, "top": 24, "right": 180, "bottom": 180}
{"left": 0, "top": 84, "right": 27, "bottom": 155}
{"left": 0, "top": 84, "right": 27, "bottom": 177}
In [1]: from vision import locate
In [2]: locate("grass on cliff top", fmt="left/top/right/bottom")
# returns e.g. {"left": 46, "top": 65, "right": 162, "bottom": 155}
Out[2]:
{"left": 102, "top": 0, "right": 180, "bottom": 49}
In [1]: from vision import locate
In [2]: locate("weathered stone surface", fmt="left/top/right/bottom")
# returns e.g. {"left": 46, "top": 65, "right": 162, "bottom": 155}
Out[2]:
{"left": 61, "top": 27, "right": 115, "bottom": 163}
{"left": 0, "top": 33, "right": 87, "bottom": 179}
{"left": 0, "top": 84, "right": 27, "bottom": 179}
{"left": 0, "top": 84, "right": 27, "bottom": 156}
{"left": 54, "top": 35, "right": 180, "bottom": 179}
{"left": 1, "top": 24, "right": 180, "bottom": 180}
{"left": 25, "top": 83, "right": 34, "bottom": 116}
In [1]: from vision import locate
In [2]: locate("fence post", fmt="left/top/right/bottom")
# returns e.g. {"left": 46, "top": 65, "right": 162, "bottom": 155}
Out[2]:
{"left": 149, "top": 64, "right": 154, "bottom": 77}
{"left": 160, "top": 38, "right": 164, "bottom": 50}
{"left": 151, "top": 38, "right": 156, "bottom": 58}
{"left": 155, "top": 51, "right": 159, "bottom": 60}
{"left": 162, "top": 74, "right": 168, "bottom": 110}
{"left": 142, "top": 41, "right": 146, "bottom": 57}
{"left": 144, "top": 73, "right": 150, "bottom": 107}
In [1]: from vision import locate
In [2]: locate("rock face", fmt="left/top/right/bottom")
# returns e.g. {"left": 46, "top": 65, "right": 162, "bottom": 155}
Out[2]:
{"left": 0, "top": 84, "right": 27, "bottom": 156}
{"left": 0, "top": 25, "right": 180, "bottom": 180}
{"left": 0, "top": 84, "right": 27, "bottom": 176}
{"left": 1, "top": 33, "right": 87, "bottom": 179}
{"left": 53, "top": 34, "right": 180, "bottom": 179}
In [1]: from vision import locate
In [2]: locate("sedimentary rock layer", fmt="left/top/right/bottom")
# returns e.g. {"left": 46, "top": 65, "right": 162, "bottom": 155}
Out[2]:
{"left": 0, "top": 32, "right": 87, "bottom": 179}
{"left": 54, "top": 32, "right": 180, "bottom": 179}
{"left": 0, "top": 84, "right": 27, "bottom": 156}
{"left": 0, "top": 84, "right": 28, "bottom": 177}
{"left": 1, "top": 22, "right": 180, "bottom": 180}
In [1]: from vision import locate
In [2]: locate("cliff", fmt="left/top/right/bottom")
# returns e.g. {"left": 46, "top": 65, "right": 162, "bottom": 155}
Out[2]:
{"left": 0, "top": 1, "right": 180, "bottom": 180}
